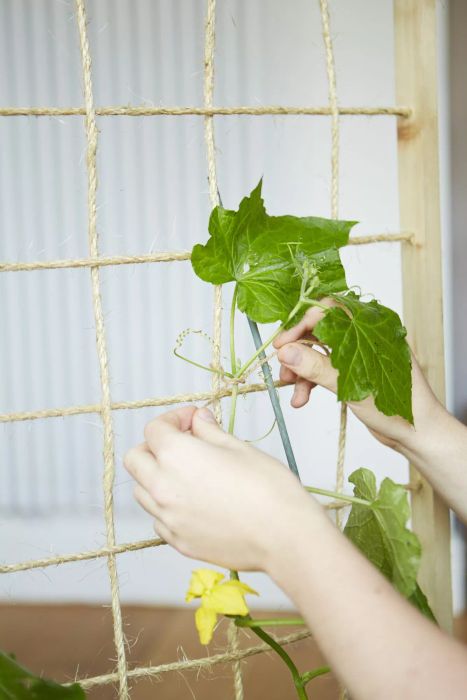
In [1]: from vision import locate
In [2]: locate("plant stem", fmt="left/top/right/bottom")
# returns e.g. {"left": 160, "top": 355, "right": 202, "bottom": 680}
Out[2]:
{"left": 250, "top": 624, "right": 309, "bottom": 699}
{"left": 305, "top": 485, "right": 371, "bottom": 508}
{"left": 247, "top": 318, "right": 300, "bottom": 479}
{"left": 227, "top": 288, "right": 306, "bottom": 698}
{"left": 173, "top": 350, "right": 234, "bottom": 378}
{"left": 228, "top": 386, "right": 238, "bottom": 434}
{"left": 301, "top": 298, "right": 330, "bottom": 311}
{"left": 235, "top": 323, "right": 286, "bottom": 379}
{"left": 225, "top": 280, "right": 347, "bottom": 699}
{"left": 234, "top": 299, "right": 302, "bottom": 379}
{"left": 228, "top": 287, "right": 239, "bottom": 435}
{"left": 227, "top": 290, "right": 240, "bottom": 587}
{"left": 244, "top": 418, "right": 277, "bottom": 443}
{"left": 235, "top": 617, "right": 306, "bottom": 628}
{"left": 301, "top": 666, "right": 331, "bottom": 685}
{"left": 234, "top": 297, "right": 326, "bottom": 381}
{"left": 230, "top": 286, "right": 238, "bottom": 376}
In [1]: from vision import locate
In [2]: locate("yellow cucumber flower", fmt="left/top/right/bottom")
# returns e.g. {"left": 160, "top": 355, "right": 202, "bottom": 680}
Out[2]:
{"left": 186, "top": 568, "right": 258, "bottom": 645}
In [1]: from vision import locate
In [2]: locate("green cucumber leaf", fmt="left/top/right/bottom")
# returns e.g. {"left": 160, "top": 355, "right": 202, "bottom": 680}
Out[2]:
{"left": 409, "top": 584, "right": 437, "bottom": 623}
{"left": 344, "top": 468, "right": 436, "bottom": 621}
{"left": 0, "top": 652, "right": 85, "bottom": 699}
{"left": 191, "top": 179, "right": 356, "bottom": 323}
{"left": 344, "top": 468, "right": 420, "bottom": 597}
{"left": 314, "top": 292, "right": 413, "bottom": 422}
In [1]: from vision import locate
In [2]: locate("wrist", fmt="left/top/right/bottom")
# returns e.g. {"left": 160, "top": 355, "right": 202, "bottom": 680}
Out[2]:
{"left": 392, "top": 358, "right": 449, "bottom": 457}
{"left": 397, "top": 399, "right": 454, "bottom": 470}
{"left": 262, "top": 495, "right": 329, "bottom": 582}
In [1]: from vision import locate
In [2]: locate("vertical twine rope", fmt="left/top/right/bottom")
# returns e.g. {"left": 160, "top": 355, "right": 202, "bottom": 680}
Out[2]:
{"left": 204, "top": 2, "right": 243, "bottom": 698}
{"left": 204, "top": 0, "right": 223, "bottom": 427}
{"left": 319, "top": 8, "right": 349, "bottom": 698}
{"left": 75, "top": 2, "right": 129, "bottom": 698}
{"left": 227, "top": 617, "right": 244, "bottom": 700}
{"left": 319, "top": 0, "right": 347, "bottom": 533}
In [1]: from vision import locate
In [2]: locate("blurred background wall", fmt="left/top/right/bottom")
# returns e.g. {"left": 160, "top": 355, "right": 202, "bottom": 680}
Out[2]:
{"left": 0, "top": 0, "right": 464, "bottom": 614}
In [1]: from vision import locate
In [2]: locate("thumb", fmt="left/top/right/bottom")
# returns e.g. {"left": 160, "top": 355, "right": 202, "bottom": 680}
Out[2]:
{"left": 191, "top": 408, "right": 239, "bottom": 448}
{"left": 278, "top": 343, "right": 338, "bottom": 394}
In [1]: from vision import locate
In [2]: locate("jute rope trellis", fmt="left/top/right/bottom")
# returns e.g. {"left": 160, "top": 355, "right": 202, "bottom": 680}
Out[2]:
{"left": 74, "top": 629, "right": 312, "bottom": 691}
{"left": 203, "top": 1, "right": 244, "bottom": 697}
{"left": 0, "top": 0, "right": 416, "bottom": 696}
{"left": 0, "top": 105, "right": 411, "bottom": 117}
{"left": 0, "top": 501, "right": 357, "bottom": 577}
{"left": 75, "top": 0, "right": 129, "bottom": 696}
{"left": 0, "top": 233, "right": 414, "bottom": 274}
{"left": 318, "top": 0, "right": 348, "bottom": 532}
{"left": 319, "top": 4, "right": 346, "bottom": 696}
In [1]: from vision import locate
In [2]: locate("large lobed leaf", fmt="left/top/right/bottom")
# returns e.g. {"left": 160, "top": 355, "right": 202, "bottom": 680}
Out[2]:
{"left": 191, "top": 180, "right": 355, "bottom": 323}
{"left": 314, "top": 292, "right": 413, "bottom": 422}
{"left": 192, "top": 182, "right": 413, "bottom": 423}
{"left": 344, "top": 468, "right": 435, "bottom": 621}
{"left": 0, "top": 652, "right": 85, "bottom": 699}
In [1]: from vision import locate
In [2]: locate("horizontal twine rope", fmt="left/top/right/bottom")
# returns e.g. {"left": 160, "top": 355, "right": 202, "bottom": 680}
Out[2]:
{"left": 0, "top": 233, "right": 415, "bottom": 273}
{"left": 0, "top": 498, "right": 351, "bottom": 576}
{"left": 0, "top": 381, "right": 284, "bottom": 424}
{"left": 73, "top": 629, "right": 312, "bottom": 689}
{"left": 0, "top": 104, "right": 411, "bottom": 118}
{"left": 0, "top": 537, "right": 164, "bottom": 574}
{"left": 0, "top": 226, "right": 415, "bottom": 427}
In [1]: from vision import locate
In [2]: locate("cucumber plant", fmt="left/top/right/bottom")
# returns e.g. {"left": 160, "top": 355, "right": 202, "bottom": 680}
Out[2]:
{"left": 0, "top": 651, "right": 84, "bottom": 699}
{"left": 181, "top": 180, "right": 434, "bottom": 698}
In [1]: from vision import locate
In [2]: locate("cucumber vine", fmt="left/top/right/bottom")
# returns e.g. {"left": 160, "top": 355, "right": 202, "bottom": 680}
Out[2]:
{"left": 180, "top": 180, "right": 435, "bottom": 698}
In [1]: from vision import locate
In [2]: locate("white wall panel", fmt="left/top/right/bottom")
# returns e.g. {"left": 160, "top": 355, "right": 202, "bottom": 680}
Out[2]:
{"left": 0, "top": 0, "right": 460, "bottom": 610}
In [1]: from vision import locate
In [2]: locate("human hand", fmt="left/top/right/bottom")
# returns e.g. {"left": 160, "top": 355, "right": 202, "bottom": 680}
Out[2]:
{"left": 273, "top": 302, "right": 444, "bottom": 454}
{"left": 124, "top": 406, "right": 323, "bottom": 572}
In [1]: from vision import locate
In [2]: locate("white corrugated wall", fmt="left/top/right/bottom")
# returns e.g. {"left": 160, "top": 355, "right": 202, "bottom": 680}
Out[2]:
{"left": 0, "top": 0, "right": 461, "bottom": 611}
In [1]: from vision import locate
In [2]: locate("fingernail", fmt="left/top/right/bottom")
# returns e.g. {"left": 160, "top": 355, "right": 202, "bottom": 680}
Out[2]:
{"left": 280, "top": 346, "right": 302, "bottom": 366}
{"left": 197, "top": 407, "right": 217, "bottom": 423}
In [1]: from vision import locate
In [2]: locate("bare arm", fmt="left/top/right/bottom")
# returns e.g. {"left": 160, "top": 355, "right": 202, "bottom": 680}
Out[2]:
{"left": 399, "top": 406, "right": 467, "bottom": 522}
{"left": 124, "top": 407, "right": 467, "bottom": 700}
{"left": 268, "top": 503, "right": 467, "bottom": 700}
{"left": 274, "top": 305, "right": 467, "bottom": 522}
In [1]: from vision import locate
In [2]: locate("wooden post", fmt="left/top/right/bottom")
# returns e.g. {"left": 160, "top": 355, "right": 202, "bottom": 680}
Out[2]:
{"left": 394, "top": 0, "right": 453, "bottom": 631}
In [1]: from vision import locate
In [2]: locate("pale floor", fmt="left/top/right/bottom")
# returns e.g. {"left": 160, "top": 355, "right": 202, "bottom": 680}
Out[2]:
{"left": 1, "top": 605, "right": 466, "bottom": 699}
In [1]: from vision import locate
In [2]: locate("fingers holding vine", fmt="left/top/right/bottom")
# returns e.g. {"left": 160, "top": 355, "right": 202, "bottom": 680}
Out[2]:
{"left": 291, "top": 376, "right": 317, "bottom": 408}
{"left": 273, "top": 300, "right": 337, "bottom": 407}
{"left": 273, "top": 299, "right": 336, "bottom": 349}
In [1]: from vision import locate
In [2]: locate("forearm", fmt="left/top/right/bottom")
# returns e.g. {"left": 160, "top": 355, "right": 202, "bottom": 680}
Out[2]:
{"left": 266, "top": 505, "right": 467, "bottom": 700}
{"left": 399, "top": 405, "right": 467, "bottom": 523}
{"left": 276, "top": 321, "right": 467, "bottom": 519}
